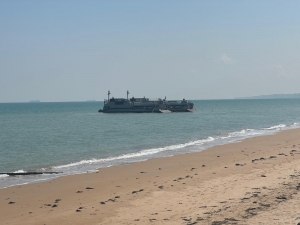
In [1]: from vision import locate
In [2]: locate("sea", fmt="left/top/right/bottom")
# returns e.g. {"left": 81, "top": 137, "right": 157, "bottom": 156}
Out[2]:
{"left": 1, "top": 99, "right": 300, "bottom": 189}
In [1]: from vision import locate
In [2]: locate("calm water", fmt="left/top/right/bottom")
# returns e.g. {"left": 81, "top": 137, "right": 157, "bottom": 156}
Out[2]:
{"left": 1, "top": 99, "right": 300, "bottom": 188}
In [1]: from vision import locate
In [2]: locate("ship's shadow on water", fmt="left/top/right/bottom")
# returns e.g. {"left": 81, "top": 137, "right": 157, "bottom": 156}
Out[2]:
{"left": 1, "top": 99, "right": 300, "bottom": 188}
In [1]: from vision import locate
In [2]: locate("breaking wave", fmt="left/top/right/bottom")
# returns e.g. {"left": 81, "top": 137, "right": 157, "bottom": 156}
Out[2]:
{"left": 1, "top": 122, "right": 300, "bottom": 189}
{"left": 53, "top": 122, "right": 300, "bottom": 171}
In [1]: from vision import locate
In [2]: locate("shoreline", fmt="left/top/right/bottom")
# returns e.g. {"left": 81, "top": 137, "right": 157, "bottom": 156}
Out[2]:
{"left": 1, "top": 128, "right": 300, "bottom": 224}
{"left": 1, "top": 123, "right": 297, "bottom": 189}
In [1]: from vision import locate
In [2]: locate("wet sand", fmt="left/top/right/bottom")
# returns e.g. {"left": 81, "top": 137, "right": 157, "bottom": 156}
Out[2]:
{"left": 1, "top": 128, "right": 300, "bottom": 225}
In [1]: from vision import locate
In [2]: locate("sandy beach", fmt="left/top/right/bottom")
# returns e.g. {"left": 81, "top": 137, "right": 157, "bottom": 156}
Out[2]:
{"left": 1, "top": 128, "right": 300, "bottom": 225}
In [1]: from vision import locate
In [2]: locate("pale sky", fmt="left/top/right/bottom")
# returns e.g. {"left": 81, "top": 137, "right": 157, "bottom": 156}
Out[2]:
{"left": 1, "top": 1, "right": 300, "bottom": 102}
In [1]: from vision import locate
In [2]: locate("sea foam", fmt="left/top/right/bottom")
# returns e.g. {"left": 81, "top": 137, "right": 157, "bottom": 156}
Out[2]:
{"left": 52, "top": 123, "right": 299, "bottom": 172}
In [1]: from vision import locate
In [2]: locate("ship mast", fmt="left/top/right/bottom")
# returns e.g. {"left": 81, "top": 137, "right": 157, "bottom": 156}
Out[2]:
{"left": 127, "top": 90, "right": 129, "bottom": 100}
{"left": 108, "top": 90, "right": 111, "bottom": 101}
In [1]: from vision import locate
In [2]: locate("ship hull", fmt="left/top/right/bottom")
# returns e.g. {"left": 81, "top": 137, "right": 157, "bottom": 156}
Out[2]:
{"left": 98, "top": 108, "right": 163, "bottom": 113}
{"left": 166, "top": 102, "right": 194, "bottom": 112}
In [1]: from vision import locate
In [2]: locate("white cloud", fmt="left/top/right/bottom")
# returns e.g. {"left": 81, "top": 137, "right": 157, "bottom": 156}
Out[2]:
{"left": 190, "top": 69, "right": 200, "bottom": 76}
{"left": 220, "top": 54, "right": 234, "bottom": 64}
{"left": 274, "top": 65, "right": 286, "bottom": 77}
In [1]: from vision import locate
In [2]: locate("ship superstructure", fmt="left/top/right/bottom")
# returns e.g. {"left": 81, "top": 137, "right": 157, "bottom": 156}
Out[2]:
{"left": 98, "top": 91, "right": 194, "bottom": 113}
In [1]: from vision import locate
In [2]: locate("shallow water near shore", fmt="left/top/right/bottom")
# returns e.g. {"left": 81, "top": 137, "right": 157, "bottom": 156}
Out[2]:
{"left": 0, "top": 99, "right": 300, "bottom": 188}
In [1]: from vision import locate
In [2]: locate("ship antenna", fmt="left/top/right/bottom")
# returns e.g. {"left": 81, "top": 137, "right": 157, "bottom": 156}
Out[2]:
{"left": 108, "top": 90, "right": 111, "bottom": 101}
{"left": 127, "top": 90, "right": 129, "bottom": 100}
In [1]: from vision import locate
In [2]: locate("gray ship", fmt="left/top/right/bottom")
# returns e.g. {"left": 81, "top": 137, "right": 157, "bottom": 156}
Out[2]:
{"left": 98, "top": 91, "right": 194, "bottom": 113}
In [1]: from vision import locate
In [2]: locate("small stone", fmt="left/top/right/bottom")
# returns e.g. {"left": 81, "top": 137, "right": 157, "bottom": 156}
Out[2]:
{"left": 260, "top": 203, "right": 270, "bottom": 207}
{"left": 276, "top": 195, "right": 287, "bottom": 200}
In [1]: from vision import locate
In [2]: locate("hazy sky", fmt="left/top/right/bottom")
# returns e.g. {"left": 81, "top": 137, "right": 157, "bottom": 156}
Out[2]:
{"left": 1, "top": 1, "right": 300, "bottom": 102}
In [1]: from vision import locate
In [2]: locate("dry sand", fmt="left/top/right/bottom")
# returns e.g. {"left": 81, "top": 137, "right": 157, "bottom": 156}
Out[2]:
{"left": 1, "top": 128, "right": 300, "bottom": 225}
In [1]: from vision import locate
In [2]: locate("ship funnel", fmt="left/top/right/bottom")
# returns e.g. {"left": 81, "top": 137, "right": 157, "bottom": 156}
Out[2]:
{"left": 108, "top": 90, "right": 111, "bottom": 101}
{"left": 127, "top": 90, "right": 129, "bottom": 100}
